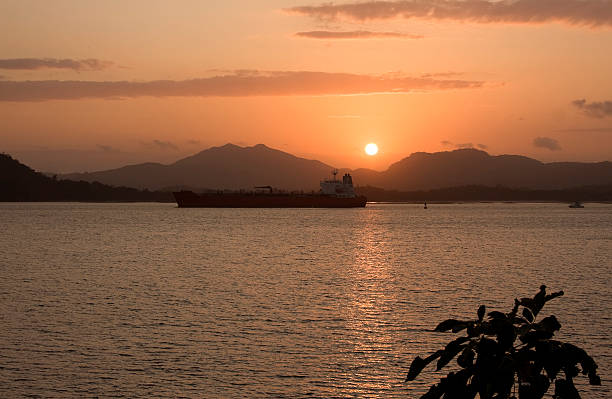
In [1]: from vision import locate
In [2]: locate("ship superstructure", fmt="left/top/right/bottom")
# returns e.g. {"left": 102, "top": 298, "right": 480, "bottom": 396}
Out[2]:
{"left": 320, "top": 170, "right": 357, "bottom": 198}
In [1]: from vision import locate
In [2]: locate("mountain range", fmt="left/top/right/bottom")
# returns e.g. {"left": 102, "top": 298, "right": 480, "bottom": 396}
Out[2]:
{"left": 61, "top": 143, "right": 612, "bottom": 191}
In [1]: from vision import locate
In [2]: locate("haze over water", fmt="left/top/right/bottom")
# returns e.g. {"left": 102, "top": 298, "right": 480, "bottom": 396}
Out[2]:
{"left": 0, "top": 203, "right": 610, "bottom": 398}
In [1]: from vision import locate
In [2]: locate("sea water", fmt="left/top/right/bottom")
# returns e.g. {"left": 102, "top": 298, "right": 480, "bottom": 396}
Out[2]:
{"left": 0, "top": 203, "right": 610, "bottom": 398}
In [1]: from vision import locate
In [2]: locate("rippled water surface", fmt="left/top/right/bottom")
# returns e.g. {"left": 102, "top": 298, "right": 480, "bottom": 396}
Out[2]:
{"left": 0, "top": 202, "right": 610, "bottom": 398}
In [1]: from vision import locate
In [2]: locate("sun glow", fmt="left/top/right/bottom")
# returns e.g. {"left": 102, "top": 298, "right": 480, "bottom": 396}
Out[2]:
{"left": 365, "top": 143, "right": 379, "bottom": 156}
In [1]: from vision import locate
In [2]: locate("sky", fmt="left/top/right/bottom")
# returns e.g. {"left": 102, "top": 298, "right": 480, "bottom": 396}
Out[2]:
{"left": 1, "top": 0, "right": 611, "bottom": 172}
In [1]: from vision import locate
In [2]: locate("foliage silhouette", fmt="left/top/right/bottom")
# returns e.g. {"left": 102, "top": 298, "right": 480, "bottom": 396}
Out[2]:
{"left": 406, "top": 286, "right": 601, "bottom": 398}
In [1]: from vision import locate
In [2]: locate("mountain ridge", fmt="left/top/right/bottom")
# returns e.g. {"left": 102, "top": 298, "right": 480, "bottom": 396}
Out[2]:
{"left": 0, "top": 153, "right": 171, "bottom": 202}
{"left": 61, "top": 144, "right": 612, "bottom": 191}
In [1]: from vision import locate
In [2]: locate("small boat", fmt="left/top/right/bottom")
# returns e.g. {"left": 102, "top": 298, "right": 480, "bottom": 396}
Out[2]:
{"left": 568, "top": 201, "right": 584, "bottom": 208}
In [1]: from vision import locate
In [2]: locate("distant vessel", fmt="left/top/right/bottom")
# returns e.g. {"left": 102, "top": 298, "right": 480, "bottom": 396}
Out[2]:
{"left": 568, "top": 201, "right": 584, "bottom": 208}
{"left": 424, "top": 201, "right": 428, "bottom": 209}
{"left": 173, "top": 170, "right": 367, "bottom": 208}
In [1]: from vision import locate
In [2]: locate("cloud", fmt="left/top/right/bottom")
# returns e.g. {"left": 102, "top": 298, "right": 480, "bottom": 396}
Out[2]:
{"left": 0, "top": 71, "right": 484, "bottom": 101}
{"left": 555, "top": 127, "right": 612, "bottom": 133}
{"left": 0, "top": 58, "right": 113, "bottom": 71}
{"left": 153, "top": 140, "right": 179, "bottom": 151}
{"left": 421, "top": 72, "right": 464, "bottom": 79}
{"left": 533, "top": 136, "right": 561, "bottom": 151}
{"left": 96, "top": 144, "right": 119, "bottom": 153}
{"left": 286, "top": 0, "right": 612, "bottom": 27}
{"left": 187, "top": 139, "right": 201, "bottom": 145}
{"left": 571, "top": 99, "right": 612, "bottom": 118}
{"left": 294, "top": 30, "right": 423, "bottom": 39}
{"left": 441, "top": 140, "right": 488, "bottom": 150}
{"left": 140, "top": 140, "right": 179, "bottom": 151}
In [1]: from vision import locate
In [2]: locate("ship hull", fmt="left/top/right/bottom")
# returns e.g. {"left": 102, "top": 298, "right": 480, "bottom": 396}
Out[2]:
{"left": 173, "top": 191, "right": 367, "bottom": 208}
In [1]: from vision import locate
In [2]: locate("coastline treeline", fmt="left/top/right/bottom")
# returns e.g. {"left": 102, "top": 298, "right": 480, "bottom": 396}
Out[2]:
{"left": 0, "top": 153, "right": 173, "bottom": 202}
{"left": 356, "top": 185, "right": 612, "bottom": 203}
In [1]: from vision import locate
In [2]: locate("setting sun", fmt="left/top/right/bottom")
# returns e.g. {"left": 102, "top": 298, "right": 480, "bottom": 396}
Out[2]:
{"left": 365, "top": 143, "right": 379, "bottom": 156}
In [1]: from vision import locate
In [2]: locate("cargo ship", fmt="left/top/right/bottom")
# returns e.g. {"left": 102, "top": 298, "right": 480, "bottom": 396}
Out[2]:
{"left": 173, "top": 171, "right": 367, "bottom": 208}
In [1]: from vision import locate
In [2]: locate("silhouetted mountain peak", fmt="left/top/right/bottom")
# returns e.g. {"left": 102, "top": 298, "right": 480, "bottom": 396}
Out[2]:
{"left": 58, "top": 144, "right": 612, "bottom": 191}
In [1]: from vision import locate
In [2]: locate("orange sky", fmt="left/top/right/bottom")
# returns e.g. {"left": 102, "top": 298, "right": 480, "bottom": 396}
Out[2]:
{"left": 1, "top": 0, "right": 611, "bottom": 172}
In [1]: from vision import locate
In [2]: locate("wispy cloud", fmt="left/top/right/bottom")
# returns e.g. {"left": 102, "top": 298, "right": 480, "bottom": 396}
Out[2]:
{"left": 441, "top": 140, "right": 488, "bottom": 150}
{"left": 141, "top": 140, "right": 179, "bottom": 151}
{"left": 555, "top": 127, "right": 612, "bottom": 133}
{"left": 572, "top": 99, "right": 612, "bottom": 118}
{"left": 286, "top": 0, "right": 612, "bottom": 27}
{"left": 187, "top": 139, "right": 201, "bottom": 145}
{"left": 295, "top": 30, "right": 423, "bottom": 39}
{"left": 420, "top": 72, "right": 464, "bottom": 79}
{"left": 153, "top": 140, "right": 179, "bottom": 151}
{"left": 533, "top": 136, "right": 561, "bottom": 151}
{"left": 0, "top": 58, "right": 113, "bottom": 71}
{"left": 0, "top": 71, "right": 484, "bottom": 102}
{"left": 96, "top": 144, "right": 119, "bottom": 153}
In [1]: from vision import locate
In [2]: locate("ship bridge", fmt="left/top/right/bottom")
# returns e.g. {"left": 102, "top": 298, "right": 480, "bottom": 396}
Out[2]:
{"left": 320, "top": 170, "right": 356, "bottom": 198}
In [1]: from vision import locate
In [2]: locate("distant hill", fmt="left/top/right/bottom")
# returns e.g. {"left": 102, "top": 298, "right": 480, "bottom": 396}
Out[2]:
{"left": 64, "top": 143, "right": 334, "bottom": 191}
{"left": 0, "top": 153, "right": 172, "bottom": 202}
{"left": 351, "top": 149, "right": 612, "bottom": 191}
{"left": 63, "top": 144, "right": 612, "bottom": 191}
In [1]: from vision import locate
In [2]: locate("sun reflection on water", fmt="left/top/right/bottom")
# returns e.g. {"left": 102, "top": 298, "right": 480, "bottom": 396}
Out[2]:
{"left": 333, "top": 210, "right": 406, "bottom": 396}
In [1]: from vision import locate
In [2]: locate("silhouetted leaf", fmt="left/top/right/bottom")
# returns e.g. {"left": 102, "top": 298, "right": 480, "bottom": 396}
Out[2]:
{"left": 487, "top": 311, "right": 506, "bottom": 320}
{"left": 437, "top": 337, "right": 469, "bottom": 370}
{"left": 457, "top": 347, "right": 475, "bottom": 368}
{"left": 536, "top": 340, "right": 562, "bottom": 380}
{"left": 420, "top": 383, "right": 445, "bottom": 399}
{"left": 554, "top": 378, "right": 581, "bottom": 399}
{"left": 488, "top": 319, "right": 516, "bottom": 350}
{"left": 519, "top": 297, "right": 536, "bottom": 312}
{"left": 406, "top": 350, "right": 443, "bottom": 381}
{"left": 434, "top": 319, "right": 469, "bottom": 333}
{"left": 522, "top": 307, "right": 534, "bottom": 323}
{"left": 424, "top": 349, "right": 444, "bottom": 364}
{"left": 508, "top": 298, "right": 520, "bottom": 319}
{"left": 519, "top": 330, "right": 553, "bottom": 346}
{"left": 558, "top": 343, "right": 600, "bottom": 384}
{"left": 536, "top": 315, "right": 561, "bottom": 333}
{"left": 588, "top": 372, "right": 601, "bottom": 386}
{"left": 466, "top": 322, "right": 481, "bottom": 337}
{"left": 478, "top": 305, "right": 486, "bottom": 322}
{"left": 406, "top": 357, "right": 426, "bottom": 382}
{"left": 519, "top": 374, "right": 549, "bottom": 399}
{"left": 493, "top": 355, "right": 516, "bottom": 396}
{"left": 544, "top": 290, "right": 564, "bottom": 303}
{"left": 444, "top": 369, "right": 474, "bottom": 398}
